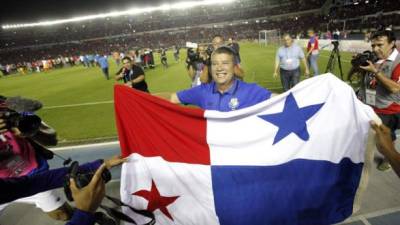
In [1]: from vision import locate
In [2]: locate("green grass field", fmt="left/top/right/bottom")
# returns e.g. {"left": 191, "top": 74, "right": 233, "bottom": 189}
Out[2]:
{"left": 0, "top": 42, "right": 355, "bottom": 144}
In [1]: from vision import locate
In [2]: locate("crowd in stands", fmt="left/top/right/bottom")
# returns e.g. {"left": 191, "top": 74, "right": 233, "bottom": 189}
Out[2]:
{"left": 0, "top": 0, "right": 325, "bottom": 48}
{"left": 1, "top": 0, "right": 399, "bottom": 73}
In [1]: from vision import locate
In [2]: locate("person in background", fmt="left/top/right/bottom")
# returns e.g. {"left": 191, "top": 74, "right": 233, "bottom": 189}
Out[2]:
{"left": 97, "top": 55, "right": 109, "bottom": 80}
{"left": 274, "top": 34, "right": 310, "bottom": 91}
{"left": 306, "top": 29, "right": 320, "bottom": 76}
{"left": 115, "top": 56, "right": 149, "bottom": 93}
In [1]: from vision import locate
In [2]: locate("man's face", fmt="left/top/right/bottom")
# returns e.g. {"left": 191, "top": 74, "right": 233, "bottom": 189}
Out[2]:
{"left": 307, "top": 31, "right": 314, "bottom": 38}
{"left": 283, "top": 35, "right": 293, "bottom": 47}
{"left": 198, "top": 46, "right": 206, "bottom": 56}
{"left": 122, "top": 60, "right": 132, "bottom": 69}
{"left": 371, "top": 36, "right": 395, "bottom": 59}
{"left": 211, "top": 53, "right": 235, "bottom": 86}
{"left": 212, "top": 37, "right": 224, "bottom": 49}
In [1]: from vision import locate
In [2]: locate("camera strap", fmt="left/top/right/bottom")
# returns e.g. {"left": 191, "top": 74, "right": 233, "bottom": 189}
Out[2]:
{"left": 98, "top": 195, "right": 155, "bottom": 225}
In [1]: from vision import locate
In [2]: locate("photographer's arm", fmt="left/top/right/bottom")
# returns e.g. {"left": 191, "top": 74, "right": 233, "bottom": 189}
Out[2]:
{"left": 0, "top": 156, "right": 125, "bottom": 204}
{"left": 360, "top": 61, "right": 400, "bottom": 93}
{"left": 115, "top": 68, "right": 124, "bottom": 81}
{"left": 188, "top": 66, "right": 195, "bottom": 80}
{"left": 200, "top": 65, "right": 210, "bottom": 83}
{"left": 0, "top": 160, "right": 102, "bottom": 204}
{"left": 131, "top": 74, "right": 145, "bottom": 84}
{"left": 375, "top": 71, "right": 400, "bottom": 93}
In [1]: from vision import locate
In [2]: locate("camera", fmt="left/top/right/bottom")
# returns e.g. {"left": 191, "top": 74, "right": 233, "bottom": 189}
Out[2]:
{"left": 0, "top": 107, "right": 42, "bottom": 136}
{"left": 206, "top": 45, "right": 214, "bottom": 57}
{"left": 351, "top": 50, "right": 379, "bottom": 67}
{"left": 64, "top": 161, "right": 111, "bottom": 201}
{"left": 187, "top": 48, "right": 199, "bottom": 63}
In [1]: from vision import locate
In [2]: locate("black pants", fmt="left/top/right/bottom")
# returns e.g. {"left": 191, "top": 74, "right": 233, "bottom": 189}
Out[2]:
{"left": 101, "top": 67, "right": 109, "bottom": 80}
{"left": 279, "top": 68, "right": 300, "bottom": 92}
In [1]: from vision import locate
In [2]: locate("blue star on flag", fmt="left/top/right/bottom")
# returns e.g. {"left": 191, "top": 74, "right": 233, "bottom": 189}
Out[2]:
{"left": 258, "top": 93, "right": 324, "bottom": 145}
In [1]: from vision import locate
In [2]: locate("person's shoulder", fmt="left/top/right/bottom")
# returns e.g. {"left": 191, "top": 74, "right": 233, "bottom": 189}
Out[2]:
{"left": 197, "top": 82, "right": 214, "bottom": 91}
{"left": 239, "top": 81, "right": 271, "bottom": 100}
{"left": 238, "top": 80, "right": 268, "bottom": 92}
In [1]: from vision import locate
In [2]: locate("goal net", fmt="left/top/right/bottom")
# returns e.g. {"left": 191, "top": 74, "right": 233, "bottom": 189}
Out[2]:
{"left": 258, "top": 29, "right": 281, "bottom": 46}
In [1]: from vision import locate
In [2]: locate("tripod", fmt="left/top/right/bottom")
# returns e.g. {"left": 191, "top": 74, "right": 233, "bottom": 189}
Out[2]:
{"left": 325, "top": 41, "right": 344, "bottom": 80}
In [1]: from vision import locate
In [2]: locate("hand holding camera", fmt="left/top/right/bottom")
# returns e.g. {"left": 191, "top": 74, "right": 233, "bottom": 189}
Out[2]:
{"left": 64, "top": 156, "right": 126, "bottom": 213}
{"left": 70, "top": 163, "right": 107, "bottom": 213}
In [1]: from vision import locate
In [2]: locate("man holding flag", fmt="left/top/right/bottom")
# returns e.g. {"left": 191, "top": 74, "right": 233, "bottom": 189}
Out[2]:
{"left": 115, "top": 67, "right": 380, "bottom": 225}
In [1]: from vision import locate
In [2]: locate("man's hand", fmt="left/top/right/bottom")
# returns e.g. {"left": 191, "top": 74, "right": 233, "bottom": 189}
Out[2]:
{"left": 104, "top": 155, "right": 127, "bottom": 169}
{"left": 360, "top": 60, "right": 378, "bottom": 74}
{"left": 70, "top": 164, "right": 107, "bottom": 213}
{"left": 304, "top": 68, "right": 310, "bottom": 78}
{"left": 0, "top": 118, "right": 21, "bottom": 136}
{"left": 370, "top": 121, "right": 395, "bottom": 155}
{"left": 0, "top": 119, "right": 6, "bottom": 133}
{"left": 273, "top": 71, "right": 278, "bottom": 79}
{"left": 115, "top": 74, "right": 123, "bottom": 81}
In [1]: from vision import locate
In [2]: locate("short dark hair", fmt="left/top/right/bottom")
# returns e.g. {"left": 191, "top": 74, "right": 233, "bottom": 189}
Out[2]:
{"left": 212, "top": 35, "right": 224, "bottom": 41}
{"left": 282, "top": 33, "right": 292, "bottom": 39}
{"left": 211, "top": 46, "right": 236, "bottom": 64}
{"left": 371, "top": 30, "right": 396, "bottom": 44}
{"left": 122, "top": 56, "right": 132, "bottom": 62}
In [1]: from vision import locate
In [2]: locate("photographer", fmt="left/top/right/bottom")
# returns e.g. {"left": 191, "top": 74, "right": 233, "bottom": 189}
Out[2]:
{"left": 186, "top": 45, "right": 208, "bottom": 87}
{"left": 360, "top": 30, "right": 400, "bottom": 171}
{"left": 0, "top": 96, "right": 72, "bottom": 221}
{"left": 0, "top": 156, "right": 126, "bottom": 225}
{"left": 115, "top": 56, "right": 149, "bottom": 93}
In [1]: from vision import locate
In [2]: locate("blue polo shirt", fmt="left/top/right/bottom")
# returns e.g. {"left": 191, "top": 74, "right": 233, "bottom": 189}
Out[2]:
{"left": 98, "top": 56, "right": 108, "bottom": 69}
{"left": 177, "top": 79, "right": 271, "bottom": 112}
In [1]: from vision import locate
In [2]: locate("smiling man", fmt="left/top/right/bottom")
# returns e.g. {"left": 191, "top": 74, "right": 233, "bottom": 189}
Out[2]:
{"left": 170, "top": 46, "right": 271, "bottom": 111}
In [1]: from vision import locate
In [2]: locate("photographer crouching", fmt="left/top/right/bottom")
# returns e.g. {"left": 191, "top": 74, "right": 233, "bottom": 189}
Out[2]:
{"left": 359, "top": 30, "right": 400, "bottom": 171}
{"left": 0, "top": 96, "right": 126, "bottom": 225}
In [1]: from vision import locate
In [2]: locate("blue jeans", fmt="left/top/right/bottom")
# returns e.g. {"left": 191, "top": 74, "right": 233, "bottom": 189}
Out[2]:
{"left": 280, "top": 68, "right": 300, "bottom": 91}
{"left": 308, "top": 53, "right": 319, "bottom": 76}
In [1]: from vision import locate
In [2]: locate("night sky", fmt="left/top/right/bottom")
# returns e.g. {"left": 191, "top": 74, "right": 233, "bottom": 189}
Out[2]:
{"left": 0, "top": 0, "right": 189, "bottom": 24}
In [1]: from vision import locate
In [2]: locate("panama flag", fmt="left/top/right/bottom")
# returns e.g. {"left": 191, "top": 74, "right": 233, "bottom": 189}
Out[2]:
{"left": 115, "top": 74, "right": 377, "bottom": 225}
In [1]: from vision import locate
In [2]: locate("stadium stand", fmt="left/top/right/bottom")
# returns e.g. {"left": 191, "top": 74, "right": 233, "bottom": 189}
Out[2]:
{"left": 0, "top": 0, "right": 399, "bottom": 73}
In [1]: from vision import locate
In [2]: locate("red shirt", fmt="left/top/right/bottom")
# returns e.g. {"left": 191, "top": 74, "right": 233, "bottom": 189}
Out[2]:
{"left": 374, "top": 63, "right": 400, "bottom": 114}
{"left": 307, "top": 36, "right": 319, "bottom": 52}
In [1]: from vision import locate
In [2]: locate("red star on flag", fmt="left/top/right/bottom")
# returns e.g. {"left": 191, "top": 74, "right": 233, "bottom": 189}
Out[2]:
{"left": 132, "top": 180, "right": 179, "bottom": 221}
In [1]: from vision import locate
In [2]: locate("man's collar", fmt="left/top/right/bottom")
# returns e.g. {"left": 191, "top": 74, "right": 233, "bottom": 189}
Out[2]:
{"left": 212, "top": 79, "right": 239, "bottom": 94}
{"left": 387, "top": 48, "right": 399, "bottom": 61}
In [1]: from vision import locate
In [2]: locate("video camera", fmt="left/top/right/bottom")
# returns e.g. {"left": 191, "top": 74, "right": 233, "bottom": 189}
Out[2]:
{"left": 351, "top": 50, "right": 379, "bottom": 67}
{"left": 206, "top": 45, "right": 214, "bottom": 57}
{"left": 0, "top": 107, "right": 42, "bottom": 136}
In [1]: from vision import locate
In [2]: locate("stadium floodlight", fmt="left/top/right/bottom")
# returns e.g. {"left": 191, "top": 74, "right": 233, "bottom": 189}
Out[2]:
{"left": 1, "top": 0, "right": 235, "bottom": 30}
